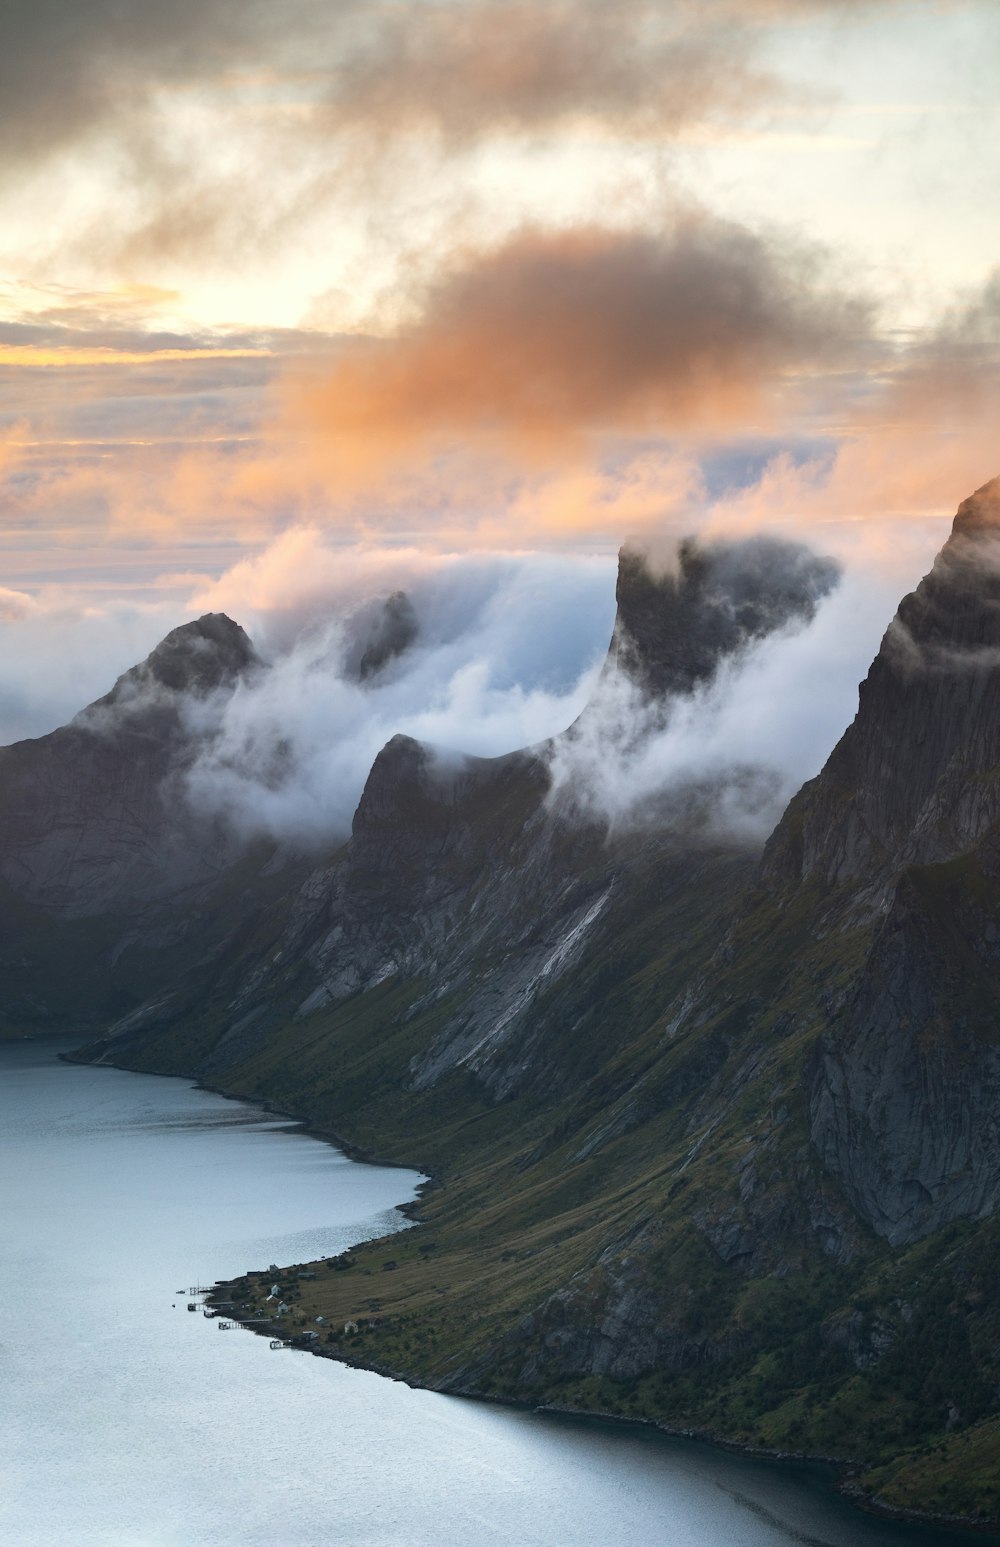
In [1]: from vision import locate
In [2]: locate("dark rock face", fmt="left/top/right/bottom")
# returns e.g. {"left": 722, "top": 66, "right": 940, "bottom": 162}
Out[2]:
{"left": 808, "top": 866, "right": 1000, "bottom": 1245}
{"left": 207, "top": 730, "right": 642, "bottom": 1099}
{"left": 98, "top": 613, "right": 259, "bottom": 708}
{"left": 744, "top": 479, "right": 1000, "bottom": 1245}
{"left": 339, "top": 591, "right": 420, "bottom": 683}
{"left": 0, "top": 611, "right": 302, "bottom": 1037}
{"left": 356, "top": 591, "right": 419, "bottom": 682}
{"left": 805, "top": 846, "right": 1000, "bottom": 1246}
{"left": 611, "top": 535, "right": 839, "bottom": 698}
{"left": 0, "top": 613, "right": 258, "bottom": 917}
{"left": 764, "top": 478, "right": 1000, "bottom": 891}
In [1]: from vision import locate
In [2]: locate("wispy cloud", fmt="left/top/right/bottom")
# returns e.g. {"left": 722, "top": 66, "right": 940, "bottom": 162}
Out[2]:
{"left": 0, "top": 344, "right": 272, "bottom": 367}
{"left": 0, "top": 0, "right": 905, "bottom": 174}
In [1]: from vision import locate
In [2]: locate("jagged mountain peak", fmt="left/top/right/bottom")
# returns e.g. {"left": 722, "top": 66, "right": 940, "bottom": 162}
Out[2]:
{"left": 103, "top": 612, "right": 260, "bottom": 707}
{"left": 899, "top": 474, "right": 1000, "bottom": 648}
{"left": 357, "top": 591, "right": 419, "bottom": 682}
{"left": 764, "top": 473, "right": 1000, "bottom": 890}
{"left": 337, "top": 590, "right": 420, "bottom": 684}
{"left": 354, "top": 732, "right": 430, "bottom": 819}
{"left": 951, "top": 474, "right": 1000, "bottom": 538}
{"left": 0, "top": 610, "right": 263, "bottom": 918}
{"left": 610, "top": 534, "right": 839, "bottom": 700}
{"left": 351, "top": 732, "right": 533, "bottom": 839}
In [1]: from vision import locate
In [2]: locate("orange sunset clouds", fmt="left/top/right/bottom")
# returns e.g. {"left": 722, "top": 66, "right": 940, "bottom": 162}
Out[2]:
{"left": 0, "top": 0, "right": 995, "bottom": 618}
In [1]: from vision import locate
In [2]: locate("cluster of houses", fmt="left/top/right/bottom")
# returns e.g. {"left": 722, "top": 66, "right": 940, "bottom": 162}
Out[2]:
{"left": 255, "top": 1263, "right": 385, "bottom": 1346}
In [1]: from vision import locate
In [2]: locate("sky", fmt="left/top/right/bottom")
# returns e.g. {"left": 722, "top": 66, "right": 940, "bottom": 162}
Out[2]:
{"left": 0, "top": 0, "right": 998, "bottom": 833}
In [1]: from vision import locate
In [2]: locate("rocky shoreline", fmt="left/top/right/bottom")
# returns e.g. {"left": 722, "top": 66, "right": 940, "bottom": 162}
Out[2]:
{"left": 204, "top": 1263, "right": 1000, "bottom": 1540}
{"left": 70, "top": 1045, "right": 999, "bottom": 1538}
{"left": 71, "top": 1041, "right": 1000, "bottom": 1537}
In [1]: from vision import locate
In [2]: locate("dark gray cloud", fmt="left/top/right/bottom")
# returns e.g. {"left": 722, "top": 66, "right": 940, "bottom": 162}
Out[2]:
{"left": 313, "top": 0, "right": 775, "bottom": 144}
{"left": 0, "top": 0, "right": 316, "bottom": 165}
{"left": 0, "top": 0, "right": 914, "bottom": 171}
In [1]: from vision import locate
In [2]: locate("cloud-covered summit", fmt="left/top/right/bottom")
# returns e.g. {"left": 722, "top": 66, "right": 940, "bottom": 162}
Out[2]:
{"left": 610, "top": 534, "right": 840, "bottom": 700}
{"left": 548, "top": 532, "right": 843, "bottom": 836}
{"left": 97, "top": 612, "right": 260, "bottom": 710}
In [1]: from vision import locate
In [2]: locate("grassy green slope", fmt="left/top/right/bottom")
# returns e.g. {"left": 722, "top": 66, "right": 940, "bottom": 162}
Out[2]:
{"left": 169, "top": 844, "right": 1000, "bottom": 1529}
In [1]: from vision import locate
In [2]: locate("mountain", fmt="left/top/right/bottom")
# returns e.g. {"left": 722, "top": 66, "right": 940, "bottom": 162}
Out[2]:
{"left": 766, "top": 476, "right": 1000, "bottom": 892}
{"left": 14, "top": 482, "right": 1000, "bottom": 1526}
{"left": 0, "top": 614, "right": 308, "bottom": 1034}
{"left": 82, "top": 532, "right": 834, "bottom": 1104}
{"left": 352, "top": 589, "right": 419, "bottom": 682}
{"left": 753, "top": 477, "right": 1000, "bottom": 1251}
{"left": 0, "top": 612, "right": 258, "bottom": 916}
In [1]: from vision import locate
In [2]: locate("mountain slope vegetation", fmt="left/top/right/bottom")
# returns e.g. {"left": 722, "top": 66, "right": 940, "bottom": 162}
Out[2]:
{"left": 8, "top": 484, "right": 1000, "bottom": 1524}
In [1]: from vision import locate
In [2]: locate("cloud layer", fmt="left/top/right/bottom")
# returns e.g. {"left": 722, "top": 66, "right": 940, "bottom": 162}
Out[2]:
{"left": 181, "top": 548, "right": 615, "bottom": 844}
{"left": 0, "top": 0, "right": 900, "bottom": 172}
{"left": 289, "top": 216, "right": 875, "bottom": 480}
{"left": 0, "top": 504, "right": 963, "bottom": 867}
{"left": 547, "top": 557, "right": 909, "bottom": 840}
{"left": 171, "top": 526, "right": 925, "bottom": 853}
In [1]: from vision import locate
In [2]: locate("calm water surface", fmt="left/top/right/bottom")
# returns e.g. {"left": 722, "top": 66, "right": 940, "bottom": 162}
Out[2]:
{"left": 1, "top": 1037, "right": 993, "bottom": 1547}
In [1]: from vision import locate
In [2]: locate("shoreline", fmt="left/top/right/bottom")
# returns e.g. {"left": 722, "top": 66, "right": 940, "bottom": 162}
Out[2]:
{"left": 60, "top": 1045, "right": 437, "bottom": 1205}
{"left": 205, "top": 1271, "right": 1000, "bottom": 1539}
{"left": 63, "top": 1042, "right": 1000, "bottom": 1539}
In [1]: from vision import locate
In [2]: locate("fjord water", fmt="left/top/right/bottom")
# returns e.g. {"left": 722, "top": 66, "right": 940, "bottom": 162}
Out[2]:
{"left": 1, "top": 1040, "right": 990, "bottom": 1547}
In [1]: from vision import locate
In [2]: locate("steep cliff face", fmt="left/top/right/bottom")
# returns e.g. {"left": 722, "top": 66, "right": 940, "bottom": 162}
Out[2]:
{"left": 765, "top": 478, "right": 1000, "bottom": 894}
{"left": 808, "top": 855, "right": 1000, "bottom": 1245}
{"left": 741, "top": 479, "right": 1000, "bottom": 1247}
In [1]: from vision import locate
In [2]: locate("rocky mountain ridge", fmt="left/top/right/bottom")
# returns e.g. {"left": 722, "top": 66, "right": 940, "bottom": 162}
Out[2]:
{"left": 86, "top": 531, "right": 833, "bottom": 1104}
{"left": 7, "top": 482, "right": 1000, "bottom": 1523}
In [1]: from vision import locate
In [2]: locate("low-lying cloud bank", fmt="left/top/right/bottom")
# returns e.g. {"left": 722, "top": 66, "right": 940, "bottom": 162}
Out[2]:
{"left": 176, "top": 531, "right": 915, "bottom": 851}
{"left": 180, "top": 549, "right": 615, "bottom": 845}
{"left": 0, "top": 512, "right": 948, "bottom": 855}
